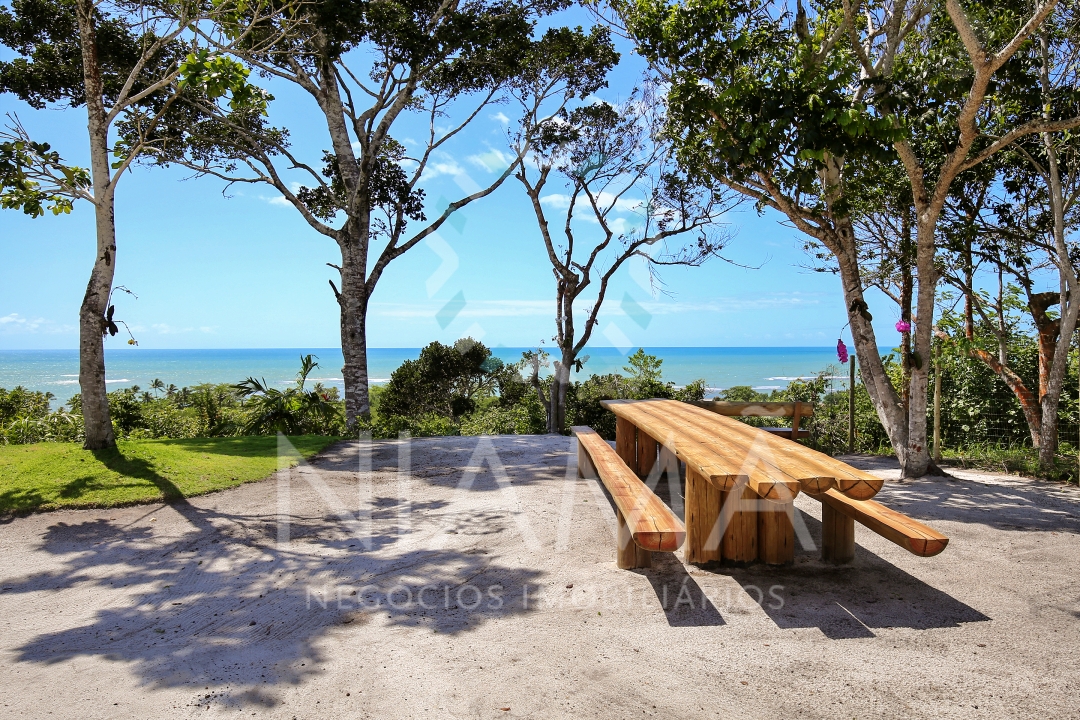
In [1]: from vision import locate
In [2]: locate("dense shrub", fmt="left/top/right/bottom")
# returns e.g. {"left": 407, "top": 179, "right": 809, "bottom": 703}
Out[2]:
{"left": 0, "top": 387, "right": 83, "bottom": 444}
{"left": 380, "top": 338, "right": 520, "bottom": 420}
{"left": 564, "top": 350, "right": 707, "bottom": 439}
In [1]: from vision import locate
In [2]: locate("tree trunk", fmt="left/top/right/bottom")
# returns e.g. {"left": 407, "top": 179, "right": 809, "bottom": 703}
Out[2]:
{"left": 903, "top": 220, "right": 939, "bottom": 477}
{"left": 548, "top": 352, "right": 573, "bottom": 434}
{"left": 1035, "top": 28, "right": 1076, "bottom": 472}
{"left": 814, "top": 157, "right": 911, "bottom": 470}
{"left": 969, "top": 348, "right": 1042, "bottom": 446}
{"left": 337, "top": 239, "right": 371, "bottom": 428}
{"left": 75, "top": 0, "right": 116, "bottom": 450}
{"left": 1029, "top": 292, "right": 1061, "bottom": 404}
{"left": 832, "top": 217, "right": 910, "bottom": 467}
{"left": 899, "top": 212, "right": 913, "bottom": 409}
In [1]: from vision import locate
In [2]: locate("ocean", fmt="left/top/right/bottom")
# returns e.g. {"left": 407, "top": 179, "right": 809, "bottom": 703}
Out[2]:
{"left": 0, "top": 347, "right": 872, "bottom": 408}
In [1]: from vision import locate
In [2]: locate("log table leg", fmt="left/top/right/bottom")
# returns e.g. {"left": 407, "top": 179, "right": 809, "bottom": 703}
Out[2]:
{"left": 721, "top": 479, "right": 759, "bottom": 564}
{"left": 615, "top": 417, "right": 637, "bottom": 468}
{"left": 616, "top": 508, "right": 652, "bottom": 569}
{"left": 821, "top": 503, "right": 856, "bottom": 564}
{"left": 637, "top": 431, "right": 658, "bottom": 478}
{"left": 684, "top": 466, "right": 722, "bottom": 565}
{"left": 758, "top": 501, "right": 795, "bottom": 565}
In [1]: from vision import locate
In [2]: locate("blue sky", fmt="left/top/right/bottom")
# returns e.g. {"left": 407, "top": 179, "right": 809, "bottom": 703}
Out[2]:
{"left": 0, "top": 7, "right": 908, "bottom": 352}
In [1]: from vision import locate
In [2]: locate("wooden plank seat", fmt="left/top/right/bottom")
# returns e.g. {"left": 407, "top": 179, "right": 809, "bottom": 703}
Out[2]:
{"left": 571, "top": 426, "right": 686, "bottom": 569}
{"left": 811, "top": 488, "right": 949, "bottom": 562}
{"left": 692, "top": 400, "right": 813, "bottom": 440}
{"left": 665, "top": 401, "right": 884, "bottom": 501}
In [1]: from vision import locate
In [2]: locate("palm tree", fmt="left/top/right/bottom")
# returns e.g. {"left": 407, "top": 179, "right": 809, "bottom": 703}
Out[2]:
{"left": 150, "top": 378, "right": 165, "bottom": 396}
{"left": 235, "top": 355, "right": 342, "bottom": 435}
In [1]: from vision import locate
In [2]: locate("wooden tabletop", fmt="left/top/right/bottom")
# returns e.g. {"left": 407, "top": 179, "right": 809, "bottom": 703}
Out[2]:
{"left": 600, "top": 399, "right": 884, "bottom": 501}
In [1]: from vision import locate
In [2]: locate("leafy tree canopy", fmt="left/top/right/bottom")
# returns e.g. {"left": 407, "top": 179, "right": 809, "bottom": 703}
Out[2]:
{"left": 380, "top": 339, "right": 524, "bottom": 420}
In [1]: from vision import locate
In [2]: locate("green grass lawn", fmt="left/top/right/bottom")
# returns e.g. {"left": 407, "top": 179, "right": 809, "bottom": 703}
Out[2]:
{"left": 0, "top": 436, "right": 340, "bottom": 514}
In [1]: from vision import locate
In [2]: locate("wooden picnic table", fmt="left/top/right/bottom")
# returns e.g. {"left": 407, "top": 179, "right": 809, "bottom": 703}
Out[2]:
{"left": 597, "top": 398, "right": 947, "bottom": 566}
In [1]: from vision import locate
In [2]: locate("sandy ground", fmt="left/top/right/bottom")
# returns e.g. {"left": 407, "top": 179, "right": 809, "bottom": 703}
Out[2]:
{"left": 1, "top": 434, "right": 1079, "bottom": 719}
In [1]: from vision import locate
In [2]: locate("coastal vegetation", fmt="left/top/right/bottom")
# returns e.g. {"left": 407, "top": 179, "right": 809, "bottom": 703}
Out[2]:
{"left": 510, "top": 88, "right": 736, "bottom": 433}
{"left": 2, "top": 0, "right": 1079, "bottom": 480}
{"left": 0, "top": 0, "right": 272, "bottom": 451}
{"left": 620, "top": 0, "right": 1080, "bottom": 477}
{"left": 4, "top": 339, "right": 1078, "bottom": 483}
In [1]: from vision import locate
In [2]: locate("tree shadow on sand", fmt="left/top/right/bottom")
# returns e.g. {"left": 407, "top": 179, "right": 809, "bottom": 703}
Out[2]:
{"left": 617, "top": 461, "right": 999, "bottom": 636}
{"left": 6, "top": 442, "right": 546, "bottom": 710}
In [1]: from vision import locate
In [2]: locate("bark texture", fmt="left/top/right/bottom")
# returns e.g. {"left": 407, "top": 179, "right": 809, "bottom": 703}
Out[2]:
{"left": 75, "top": 0, "right": 116, "bottom": 450}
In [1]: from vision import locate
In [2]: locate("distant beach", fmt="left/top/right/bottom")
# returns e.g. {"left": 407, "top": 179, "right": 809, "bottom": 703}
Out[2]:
{"left": 0, "top": 346, "right": 879, "bottom": 407}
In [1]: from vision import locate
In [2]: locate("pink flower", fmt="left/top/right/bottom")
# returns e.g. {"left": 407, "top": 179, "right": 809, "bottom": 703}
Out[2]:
{"left": 837, "top": 339, "right": 849, "bottom": 364}
{"left": 895, "top": 320, "right": 911, "bottom": 333}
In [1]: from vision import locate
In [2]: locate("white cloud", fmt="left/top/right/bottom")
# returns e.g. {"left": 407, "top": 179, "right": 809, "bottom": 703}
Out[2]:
{"left": 0, "top": 313, "right": 72, "bottom": 334}
{"left": 151, "top": 323, "right": 195, "bottom": 335}
{"left": 420, "top": 157, "right": 465, "bottom": 181}
{"left": 539, "top": 193, "right": 572, "bottom": 209}
{"left": 490, "top": 111, "right": 510, "bottom": 126}
{"left": 262, "top": 181, "right": 304, "bottom": 206}
{"left": 596, "top": 192, "right": 643, "bottom": 214}
{"left": 468, "top": 148, "right": 513, "bottom": 173}
{"left": 539, "top": 192, "right": 642, "bottom": 216}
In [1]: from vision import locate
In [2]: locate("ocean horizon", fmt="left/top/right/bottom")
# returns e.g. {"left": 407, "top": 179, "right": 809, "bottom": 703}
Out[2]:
{"left": 0, "top": 346, "right": 882, "bottom": 408}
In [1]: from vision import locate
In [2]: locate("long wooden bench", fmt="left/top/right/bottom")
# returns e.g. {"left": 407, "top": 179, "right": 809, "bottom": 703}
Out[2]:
{"left": 811, "top": 488, "right": 949, "bottom": 562}
{"left": 692, "top": 400, "right": 813, "bottom": 440}
{"left": 571, "top": 426, "right": 686, "bottom": 569}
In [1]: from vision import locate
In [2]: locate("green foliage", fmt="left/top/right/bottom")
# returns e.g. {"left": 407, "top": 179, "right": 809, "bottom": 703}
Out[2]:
{"left": 2, "top": 356, "right": 346, "bottom": 445}
{"left": 624, "top": 0, "right": 901, "bottom": 215}
{"left": 178, "top": 48, "right": 273, "bottom": 114}
{"left": 564, "top": 350, "right": 707, "bottom": 439}
{"left": 622, "top": 347, "right": 665, "bottom": 398}
{"left": 0, "top": 135, "right": 90, "bottom": 216}
{"left": 460, "top": 399, "right": 548, "bottom": 436}
{"left": 380, "top": 338, "right": 519, "bottom": 420}
{"left": 234, "top": 354, "right": 344, "bottom": 435}
{"left": 0, "top": 386, "right": 83, "bottom": 444}
{"left": 0, "top": 0, "right": 151, "bottom": 108}
{"left": 803, "top": 381, "right": 892, "bottom": 455}
{"left": 296, "top": 139, "right": 426, "bottom": 230}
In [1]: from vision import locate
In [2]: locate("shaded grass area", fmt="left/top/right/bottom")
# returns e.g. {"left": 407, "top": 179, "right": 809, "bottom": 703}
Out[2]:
{"left": 937, "top": 443, "right": 1079, "bottom": 484}
{"left": 0, "top": 436, "right": 340, "bottom": 514}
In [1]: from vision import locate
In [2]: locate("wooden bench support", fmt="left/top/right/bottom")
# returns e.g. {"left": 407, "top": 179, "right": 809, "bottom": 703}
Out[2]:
{"left": 684, "top": 466, "right": 722, "bottom": 565}
{"left": 577, "top": 438, "right": 596, "bottom": 479}
{"left": 572, "top": 426, "right": 686, "bottom": 570}
{"left": 820, "top": 503, "right": 856, "bottom": 564}
{"left": 617, "top": 509, "right": 653, "bottom": 569}
{"left": 813, "top": 488, "right": 949, "bottom": 562}
{"left": 615, "top": 417, "right": 637, "bottom": 468}
{"left": 721, "top": 481, "right": 758, "bottom": 564}
{"left": 637, "top": 432, "right": 658, "bottom": 477}
{"left": 758, "top": 501, "right": 795, "bottom": 565}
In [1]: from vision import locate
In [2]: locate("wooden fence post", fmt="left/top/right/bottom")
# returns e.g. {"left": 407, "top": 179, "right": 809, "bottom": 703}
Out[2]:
{"left": 848, "top": 356, "right": 855, "bottom": 454}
